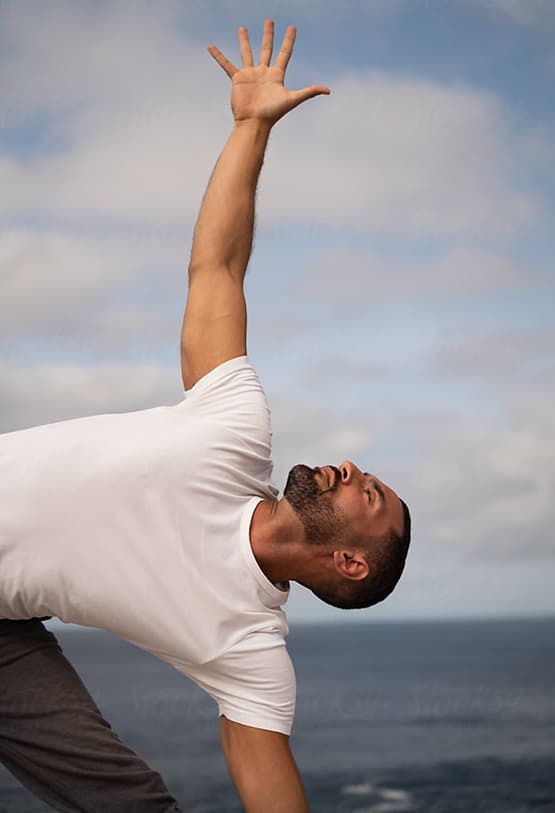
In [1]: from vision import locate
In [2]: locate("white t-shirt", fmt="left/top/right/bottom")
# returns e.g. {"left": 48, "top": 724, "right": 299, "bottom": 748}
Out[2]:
{"left": 0, "top": 355, "right": 295, "bottom": 735}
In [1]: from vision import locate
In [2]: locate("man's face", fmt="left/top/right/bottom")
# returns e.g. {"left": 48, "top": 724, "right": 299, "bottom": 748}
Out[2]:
{"left": 283, "top": 461, "right": 405, "bottom": 547}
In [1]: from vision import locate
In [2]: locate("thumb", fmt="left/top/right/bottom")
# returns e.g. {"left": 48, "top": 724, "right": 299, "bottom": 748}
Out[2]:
{"left": 287, "top": 84, "right": 331, "bottom": 111}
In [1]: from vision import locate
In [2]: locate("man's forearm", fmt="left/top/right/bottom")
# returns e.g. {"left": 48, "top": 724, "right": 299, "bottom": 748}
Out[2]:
{"left": 220, "top": 717, "right": 310, "bottom": 813}
{"left": 189, "top": 120, "right": 272, "bottom": 282}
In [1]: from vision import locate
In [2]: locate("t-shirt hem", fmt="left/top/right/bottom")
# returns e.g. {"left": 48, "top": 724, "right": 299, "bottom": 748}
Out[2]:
{"left": 218, "top": 707, "right": 293, "bottom": 736}
{"left": 184, "top": 355, "right": 249, "bottom": 396}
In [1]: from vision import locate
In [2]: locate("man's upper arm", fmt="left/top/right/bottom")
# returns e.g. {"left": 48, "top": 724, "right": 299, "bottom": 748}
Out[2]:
{"left": 180, "top": 267, "right": 247, "bottom": 391}
{"left": 220, "top": 716, "right": 310, "bottom": 813}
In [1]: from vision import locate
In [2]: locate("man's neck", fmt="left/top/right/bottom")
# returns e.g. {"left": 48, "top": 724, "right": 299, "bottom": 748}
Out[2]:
{"left": 249, "top": 498, "right": 302, "bottom": 586}
{"left": 249, "top": 498, "right": 334, "bottom": 589}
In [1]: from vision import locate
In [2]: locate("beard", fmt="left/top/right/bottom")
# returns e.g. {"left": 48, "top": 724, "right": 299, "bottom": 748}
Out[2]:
{"left": 283, "top": 464, "right": 345, "bottom": 546}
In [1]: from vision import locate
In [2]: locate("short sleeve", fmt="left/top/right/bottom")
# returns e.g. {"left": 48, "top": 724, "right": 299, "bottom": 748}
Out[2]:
{"left": 184, "top": 355, "right": 250, "bottom": 397}
{"left": 185, "top": 632, "right": 296, "bottom": 736}
{"left": 182, "top": 355, "right": 273, "bottom": 437}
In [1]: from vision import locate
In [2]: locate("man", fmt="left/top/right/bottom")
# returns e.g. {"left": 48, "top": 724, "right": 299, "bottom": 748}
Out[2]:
{"left": 0, "top": 20, "right": 411, "bottom": 813}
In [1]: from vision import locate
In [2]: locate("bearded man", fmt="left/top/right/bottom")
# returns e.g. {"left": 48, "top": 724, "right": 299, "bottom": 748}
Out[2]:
{"left": 0, "top": 20, "right": 410, "bottom": 813}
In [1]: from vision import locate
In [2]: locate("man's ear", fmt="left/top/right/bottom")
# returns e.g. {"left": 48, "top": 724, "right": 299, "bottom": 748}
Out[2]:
{"left": 332, "top": 550, "right": 369, "bottom": 582}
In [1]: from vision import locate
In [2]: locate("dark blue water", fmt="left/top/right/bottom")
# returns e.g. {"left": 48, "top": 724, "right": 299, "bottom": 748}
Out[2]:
{"left": 1, "top": 618, "right": 554, "bottom": 812}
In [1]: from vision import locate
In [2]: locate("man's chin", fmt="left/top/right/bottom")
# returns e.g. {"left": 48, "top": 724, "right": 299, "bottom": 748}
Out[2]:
{"left": 283, "top": 464, "right": 320, "bottom": 511}
{"left": 283, "top": 463, "right": 316, "bottom": 492}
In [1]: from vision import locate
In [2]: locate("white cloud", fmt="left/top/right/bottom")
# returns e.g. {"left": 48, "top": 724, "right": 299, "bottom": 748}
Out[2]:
{"left": 434, "top": 327, "right": 555, "bottom": 377}
{"left": 0, "top": 3, "right": 548, "bottom": 236}
{"left": 399, "top": 398, "right": 555, "bottom": 561}
{"left": 262, "top": 69, "right": 544, "bottom": 237}
{"left": 0, "top": 227, "right": 188, "bottom": 349}
{"left": 0, "top": 1, "right": 228, "bottom": 223}
{"left": 270, "top": 396, "right": 377, "bottom": 486}
{"left": 0, "top": 359, "right": 183, "bottom": 435}
{"left": 0, "top": 2, "right": 190, "bottom": 117}
{"left": 294, "top": 245, "right": 552, "bottom": 308}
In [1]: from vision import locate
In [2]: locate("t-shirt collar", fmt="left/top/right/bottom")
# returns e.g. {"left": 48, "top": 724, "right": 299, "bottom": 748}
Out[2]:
{"left": 240, "top": 497, "right": 290, "bottom": 608}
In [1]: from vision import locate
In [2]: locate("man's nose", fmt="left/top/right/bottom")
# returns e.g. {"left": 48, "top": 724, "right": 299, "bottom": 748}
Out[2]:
{"left": 338, "top": 461, "right": 357, "bottom": 481}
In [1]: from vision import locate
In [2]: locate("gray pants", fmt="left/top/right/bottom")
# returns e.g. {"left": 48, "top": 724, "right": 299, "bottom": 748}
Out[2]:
{"left": 0, "top": 617, "right": 182, "bottom": 812}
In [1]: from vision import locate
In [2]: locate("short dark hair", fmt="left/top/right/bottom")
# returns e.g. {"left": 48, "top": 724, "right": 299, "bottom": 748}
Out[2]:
{"left": 311, "top": 499, "right": 411, "bottom": 610}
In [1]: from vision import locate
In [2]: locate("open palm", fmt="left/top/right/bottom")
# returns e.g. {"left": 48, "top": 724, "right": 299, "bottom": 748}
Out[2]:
{"left": 208, "top": 20, "right": 330, "bottom": 126}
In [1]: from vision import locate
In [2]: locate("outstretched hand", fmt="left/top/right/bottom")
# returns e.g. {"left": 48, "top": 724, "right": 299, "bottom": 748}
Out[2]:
{"left": 208, "top": 19, "right": 330, "bottom": 127}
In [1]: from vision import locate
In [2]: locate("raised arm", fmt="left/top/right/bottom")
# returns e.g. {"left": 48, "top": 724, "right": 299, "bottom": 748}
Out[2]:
{"left": 180, "top": 20, "right": 330, "bottom": 390}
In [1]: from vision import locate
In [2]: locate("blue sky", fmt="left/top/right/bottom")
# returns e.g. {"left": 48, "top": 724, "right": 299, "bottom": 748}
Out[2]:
{"left": 1, "top": 0, "right": 554, "bottom": 624}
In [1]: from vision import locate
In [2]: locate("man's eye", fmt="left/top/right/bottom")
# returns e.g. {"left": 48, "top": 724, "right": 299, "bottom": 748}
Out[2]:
{"left": 364, "top": 488, "right": 372, "bottom": 502}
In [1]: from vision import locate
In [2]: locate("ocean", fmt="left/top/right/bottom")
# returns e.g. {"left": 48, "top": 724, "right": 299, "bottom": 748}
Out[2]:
{"left": 1, "top": 617, "right": 554, "bottom": 812}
